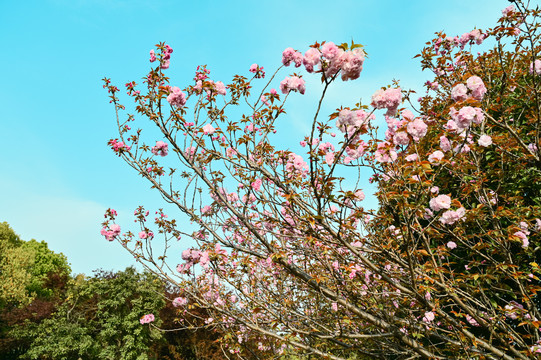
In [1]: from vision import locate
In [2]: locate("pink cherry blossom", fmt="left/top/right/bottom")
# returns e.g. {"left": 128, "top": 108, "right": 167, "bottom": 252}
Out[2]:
{"left": 215, "top": 81, "right": 227, "bottom": 95}
{"left": 430, "top": 195, "right": 451, "bottom": 212}
{"left": 478, "top": 134, "right": 492, "bottom": 147}
{"left": 466, "top": 314, "right": 480, "bottom": 326}
{"left": 151, "top": 141, "right": 169, "bottom": 157}
{"left": 530, "top": 60, "right": 541, "bottom": 75}
{"left": 428, "top": 150, "right": 444, "bottom": 163}
{"left": 393, "top": 131, "right": 410, "bottom": 146}
{"left": 406, "top": 118, "right": 428, "bottom": 142}
{"left": 203, "top": 124, "right": 215, "bottom": 135}
{"left": 401, "top": 109, "right": 414, "bottom": 120}
{"left": 280, "top": 76, "right": 306, "bottom": 95}
{"left": 325, "top": 152, "right": 335, "bottom": 166}
{"left": 340, "top": 48, "right": 365, "bottom": 81}
{"left": 328, "top": 205, "right": 338, "bottom": 214}
{"left": 447, "top": 241, "right": 457, "bottom": 249}
{"left": 173, "top": 297, "right": 188, "bottom": 307}
{"left": 423, "top": 311, "right": 435, "bottom": 323}
{"left": 352, "top": 190, "right": 365, "bottom": 202}
{"left": 405, "top": 154, "right": 418, "bottom": 162}
{"left": 440, "top": 207, "right": 466, "bottom": 225}
{"left": 375, "top": 142, "right": 398, "bottom": 163}
{"left": 260, "top": 95, "right": 270, "bottom": 106}
{"left": 251, "top": 178, "right": 262, "bottom": 191}
{"left": 466, "top": 75, "right": 487, "bottom": 100}
{"left": 371, "top": 88, "right": 402, "bottom": 116}
{"left": 440, "top": 136, "right": 452, "bottom": 152}
{"left": 502, "top": 5, "right": 515, "bottom": 16}
{"left": 451, "top": 83, "right": 468, "bottom": 102}
{"left": 140, "top": 313, "right": 155, "bottom": 324}
{"left": 149, "top": 49, "right": 156, "bottom": 62}
{"left": 109, "top": 139, "right": 131, "bottom": 154}
{"left": 167, "top": 86, "right": 187, "bottom": 108}
{"left": 514, "top": 231, "right": 529, "bottom": 248}
{"left": 321, "top": 41, "right": 340, "bottom": 60}
{"left": 303, "top": 48, "right": 321, "bottom": 73}
{"left": 456, "top": 106, "right": 478, "bottom": 128}
{"left": 282, "top": 47, "right": 303, "bottom": 67}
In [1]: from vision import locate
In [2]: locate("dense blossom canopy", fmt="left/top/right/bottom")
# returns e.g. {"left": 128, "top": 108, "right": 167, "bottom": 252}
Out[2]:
{"left": 102, "top": 2, "right": 541, "bottom": 358}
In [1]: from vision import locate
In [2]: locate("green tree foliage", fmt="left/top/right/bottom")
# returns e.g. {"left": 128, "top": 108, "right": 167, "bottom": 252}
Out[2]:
{"left": 0, "top": 222, "right": 266, "bottom": 359}
{"left": 0, "top": 222, "right": 71, "bottom": 359}
{"left": 16, "top": 267, "right": 164, "bottom": 360}
{"left": 0, "top": 222, "right": 30, "bottom": 306}
{"left": 0, "top": 222, "right": 71, "bottom": 306}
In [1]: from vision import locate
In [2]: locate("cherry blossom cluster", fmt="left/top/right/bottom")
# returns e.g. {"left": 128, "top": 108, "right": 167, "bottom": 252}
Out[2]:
{"left": 177, "top": 248, "right": 210, "bottom": 273}
{"left": 502, "top": 5, "right": 515, "bottom": 17}
{"left": 381, "top": 110, "right": 428, "bottom": 156}
{"left": 406, "top": 118, "right": 428, "bottom": 142}
{"left": 317, "top": 142, "right": 336, "bottom": 166}
{"left": 530, "top": 60, "right": 541, "bottom": 75}
{"left": 139, "top": 313, "right": 155, "bottom": 324}
{"left": 512, "top": 221, "right": 538, "bottom": 248}
{"left": 282, "top": 42, "right": 365, "bottom": 81}
{"left": 172, "top": 296, "right": 188, "bottom": 307}
{"left": 343, "top": 140, "right": 368, "bottom": 164}
{"left": 427, "top": 194, "right": 465, "bottom": 225}
{"left": 371, "top": 87, "right": 402, "bottom": 116}
{"left": 202, "top": 123, "right": 216, "bottom": 135}
{"left": 451, "top": 75, "right": 487, "bottom": 102}
{"left": 335, "top": 108, "right": 373, "bottom": 139}
{"left": 194, "top": 79, "right": 227, "bottom": 96}
{"left": 281, "top": 47, "right": 304, "bottom": 67}
{"left": 149, "top": 44, "right": 173, "bottom": 69}
{"left": 279, "top": 76, "right": 305, "bottom": 95}
{"left": 108, "top": 139, "right": 130, "bottom": 155}
{"left": 167, "top": 86, "right": 187, "bottom": 108}
{"left": 457, "top": 29, "right": 486, "bottom": 47}
{"left": 439, "top": 207, "right": 466, "bottom": 225}
{"left": 285, "top": 153, "right": 308, "bottom": 177}
{"left": 428, "top": 150, "right": 444, "bottom": 163}
{"left": 374, "top": 142, "right": 398, "bottom": 163}
{"left": 194, "top": 65, "right": 210, "bottom": 81}
{"left": 100, "top": 224, "right": 121, "bottom": 242}
{"left": 449, "top": 106, "right": 484, "bottom": 130}
{"left": 320, "top": 42, "right": 365, "bottom": 80}
{"left": 249, "top": 63, "right": 266, "bottom": 78}
{"left": 151, "top": 141, "right": 168, "bottom": 156}
{"left": 432, "top": 30, "right": 486, "bottom": 55}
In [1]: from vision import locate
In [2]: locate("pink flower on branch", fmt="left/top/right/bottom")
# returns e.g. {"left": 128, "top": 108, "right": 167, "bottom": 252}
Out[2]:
{"left": 140, "top": 313, "right": 155, "bottom": 324}
{"left": 280, "top": 76, "right": 306, "bottom": 95}
{"left": 478, "top": 134, "right": 492, "bottom": 147}
{"left": 429, "top": 195, "right": 451, "bottom": 212}
{"left": 440, "top": 207, "right": 466, "bottom": 225}
{"left": 151, "top": 141, "right": 169, "bottom": 156}
{"left": 203, "top": 123, "right": 216, "bottom": 135}
{"left": 167, "top": 86, "right": 187, "bottom": 108}
{"left": 371, "top": 88, "right": 402, "bottom": 116}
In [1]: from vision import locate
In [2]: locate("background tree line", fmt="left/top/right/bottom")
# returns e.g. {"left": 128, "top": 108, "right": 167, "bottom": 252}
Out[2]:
{"left": 0, "top": 221, "right": 279, "bottom": 360}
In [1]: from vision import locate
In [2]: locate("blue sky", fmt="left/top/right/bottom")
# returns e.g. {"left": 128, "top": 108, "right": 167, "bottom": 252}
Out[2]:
{"left": 0, "top": 0, "right": 511, "bottom": 275}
